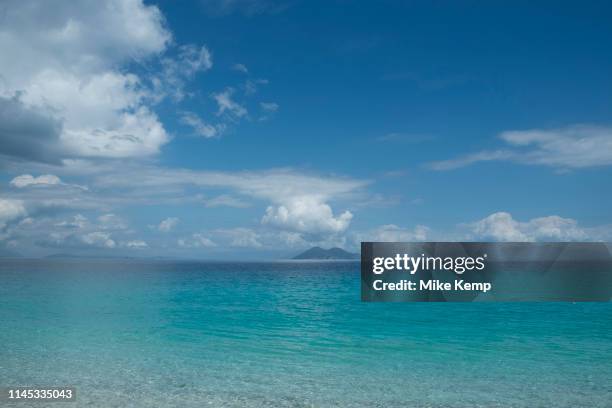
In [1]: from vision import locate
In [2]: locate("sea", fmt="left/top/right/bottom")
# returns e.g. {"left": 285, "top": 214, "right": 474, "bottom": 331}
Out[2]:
{"left": 1, "top": 259, "right": 610, "bottom": 407}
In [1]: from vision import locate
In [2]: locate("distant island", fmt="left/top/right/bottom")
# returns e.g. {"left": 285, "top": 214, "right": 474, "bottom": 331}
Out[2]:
{"left": 292, "top": 247, "right": 359, "bottom": 260}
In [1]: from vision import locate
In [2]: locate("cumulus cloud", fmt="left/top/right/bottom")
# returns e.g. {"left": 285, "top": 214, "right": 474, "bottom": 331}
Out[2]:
{"left": 158, "top": 217, "right": 179, "bottom": 232}
{"left": 215, "top": 228, "right": 262, "bottom": 248}
{"left": 0, "top": 96, "right": 63, "bottom": 164}
{"left": 0, "top": 199, "right": 27, "bottom": 230}
{"left": 429, "top": 125, "right": 612, "bottom": 171}
{"left": 55, "top": 214, "right": 88, "bottom": 229}
{"left": 10, "top": 174, "right": 61, "bottom": 188}
{"left": 0, "top": 0, "right": 176, "bottom": 161}
{"left": 2, "top": 163, "right": 365, "bottom": 253}
{"left": 9, "top": 210, "right": 153, "bottom": 254}
{"left": 5, "top": 164, "right": 365, "bottom": 227}
{"left": 469, "top": 212, "right": 588, "bottom": 242}
{"left": 81, "top": 231, "right": 116, "bottom": 248}
{"left": 178, "top": 233, "right": 216, "bottom": 248}
{"left": 0, "top": 0, "right": 170, "bottom": 68}
{"left": 276, "top": 231, "right": 309, "bottom": 248}
{"left": 92, "top": 166, "right": 366, "bottom": 236}
{"left": 34, "top": 213, "right": 138, "bottom": 249}
{"left": 262, "top": 196, "right": 353, "bottom": 234}
{"left": 10, "top": 174, "right": 88, "bottom": 192}
{"left": 1, "top": 0, "right": 274, "bottom": 167}
{"left": 124, "top": 240, "right": 148, "bottom": 249}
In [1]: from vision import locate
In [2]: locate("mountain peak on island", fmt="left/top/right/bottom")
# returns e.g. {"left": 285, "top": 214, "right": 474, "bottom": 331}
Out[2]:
{"left": 292, "top": 246, "right": 359, "bottom": 260}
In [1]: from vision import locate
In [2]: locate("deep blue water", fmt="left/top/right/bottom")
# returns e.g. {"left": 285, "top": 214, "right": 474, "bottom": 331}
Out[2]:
{"left": 1, "top": 259, "right": 611, "bottom": 407}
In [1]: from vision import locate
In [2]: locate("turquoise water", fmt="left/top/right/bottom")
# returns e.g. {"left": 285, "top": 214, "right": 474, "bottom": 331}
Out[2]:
{"left": 1, "top": 259, "right": 611, "bottom": 407}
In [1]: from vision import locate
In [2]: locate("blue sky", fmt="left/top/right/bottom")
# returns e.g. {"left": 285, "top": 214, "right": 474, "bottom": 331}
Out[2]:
{"left": 1, "top": 0, "right": 611, "bottom": 258}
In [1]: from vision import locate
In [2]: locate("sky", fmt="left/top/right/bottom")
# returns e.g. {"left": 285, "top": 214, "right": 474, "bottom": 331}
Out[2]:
{"left": 1, "top": 0, "right": 611, "bottom": 259}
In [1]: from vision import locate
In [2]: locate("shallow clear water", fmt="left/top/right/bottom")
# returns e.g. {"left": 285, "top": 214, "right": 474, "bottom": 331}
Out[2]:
{"left": 1, "top": 259, "right": 611, "bottom": 407}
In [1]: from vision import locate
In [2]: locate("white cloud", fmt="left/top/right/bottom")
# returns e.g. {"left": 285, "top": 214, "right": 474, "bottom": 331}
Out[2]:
{"left": 176, "top": 45, "right": 213, "bottom": 76}
{"left": 157, "top": 44, "right": 213, "bottom": 101}
{"left": 37, "top": 230, "right": 117, "bottom": 249}
{"left": 0, "top": 199, "right": 27, "bottom": 230}
{"left": 204, "top": 195, "right": 250, "bottom": 208}
{"left": 262, "top": 196, "right": 353, "bottom": 234}
{"left": 10, "top": 174, "right": 62, "bottom": 188}
{"left": 10, "top": 173, "right": 88, "bottom": 191}
{"left": 178, "top": 233, "right": 216, "bottom": 248}
{"left": 232, "top": 63, "right": 249, "bottom": 74}
{"left": 469, "top": 212, "right": 588, "bottom": 242}
{"left": 158, "top": 217, "right": 179, "bottom": 232}
{"left": 4, "top": 164, "right": 366, "bottom": 234}
{"left": 124, "top": 239, "right": 148, "bottom": 249}
{"left": 10, "top": 210, "right": 157, "bottom": 253}
{"left": 1, "top": 162, "right": 366, "bottom": 252}
{"left": 97, "top": 213, "right": 127, "bottom": 230}
{"left": 271, "top": 230, "right": 349, "bottom": 251}
{"left": 60, "top": 106, "right": 168, "bottom": 159}
{"left": 0, "top": 0, "right": 173, "bottom": 160}
{"left": 428, "top": 150, "right": 513, "bottom": 171}
{"left": 429, "top": 125, "right": 612, "bottom": 171}
{"left": 499, "top": 125, "right": 612, "bottom": 168}
{"left": 212, "top": 88, "right": 248, "bottom": 118}
{"left": 55, "top": 214, "right": 88, "bottom": 229}
{"left": 81, "top": 231, "right": 116, "bottom": 248}
{"left": 215, "top": 228, "right": 262, "bottom": 248}
{"left": 67, "top": 163, "right": 366, "bottom": 202}
{"left": 0, "top": 0, "right": 170, "bottom": 79}
{"left": 180, "top": 112, "right": 222, "bottom": 138}
{"left": 92, "top": 166, "right": 366, "bottom": 236}
{"left": 0, "top": 1, "right": 274, "bottom": 168}
{"left": 276, "top": 231, "right": 308, "bottom": 248}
